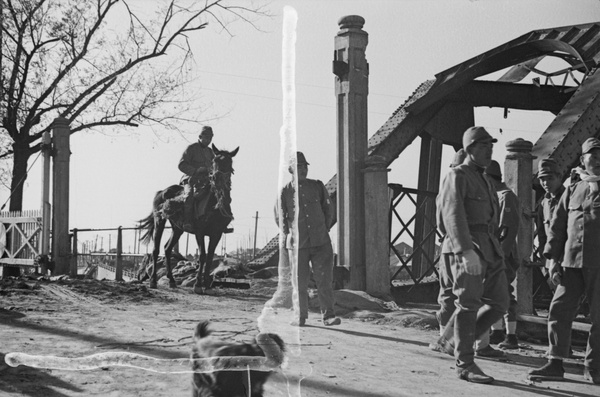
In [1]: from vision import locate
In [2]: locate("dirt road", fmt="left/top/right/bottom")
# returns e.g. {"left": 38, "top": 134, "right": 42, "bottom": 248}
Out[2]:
{"left": 0, "top": 277, "right": 597, "bottom": 396}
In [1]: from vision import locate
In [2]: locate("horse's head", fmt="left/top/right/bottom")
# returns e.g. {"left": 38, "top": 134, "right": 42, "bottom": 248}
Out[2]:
{"left": 211, "top": 144, "right": 239, "bottom": 174}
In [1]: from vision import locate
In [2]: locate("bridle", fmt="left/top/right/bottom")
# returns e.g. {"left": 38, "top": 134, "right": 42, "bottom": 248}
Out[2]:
{"left": 209, "top": 156, "right": 234, "bottom": 218}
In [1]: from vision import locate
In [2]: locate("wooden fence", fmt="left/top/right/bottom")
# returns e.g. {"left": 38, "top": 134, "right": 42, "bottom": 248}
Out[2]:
{"left": 0, "top": 210, "right": 42, "bottom": 269}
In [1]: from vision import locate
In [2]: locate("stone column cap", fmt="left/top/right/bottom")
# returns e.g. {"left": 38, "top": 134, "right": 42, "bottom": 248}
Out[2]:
{"left": 338, "top": 15, "right": 365, "bottom": 31}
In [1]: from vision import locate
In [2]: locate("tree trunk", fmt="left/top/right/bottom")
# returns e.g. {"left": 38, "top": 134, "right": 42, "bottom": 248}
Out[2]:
{"left": 9, "top": 137, "right": 31, "bottom": 212}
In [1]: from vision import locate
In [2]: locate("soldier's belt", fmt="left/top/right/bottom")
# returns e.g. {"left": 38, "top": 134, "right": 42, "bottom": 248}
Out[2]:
{"left": 469, "top": 224, "right": 495, "bottom": 234}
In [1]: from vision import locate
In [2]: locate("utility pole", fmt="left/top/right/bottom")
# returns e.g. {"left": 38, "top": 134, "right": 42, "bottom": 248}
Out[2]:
{"left": 253, "top": 211, "right": 259, "bottom": 259}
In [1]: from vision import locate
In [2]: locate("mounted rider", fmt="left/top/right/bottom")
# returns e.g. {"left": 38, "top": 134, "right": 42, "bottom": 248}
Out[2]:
{"left": 179, "top": 126, "right": 215, "bottom": 232}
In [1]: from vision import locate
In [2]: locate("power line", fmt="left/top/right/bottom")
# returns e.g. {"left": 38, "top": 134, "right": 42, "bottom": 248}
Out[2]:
{"left": 200, "top": 87, "right": 393, "bottom": 116}
{"left": 198, "top": 69, "right": 406, "bottom": 99}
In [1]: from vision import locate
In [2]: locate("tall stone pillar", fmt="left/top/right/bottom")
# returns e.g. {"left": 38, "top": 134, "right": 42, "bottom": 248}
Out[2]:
{"left": 364, "top": 155, "right": 391, "bottom": 298}
{"left": 40, "top": 131, "right": 52, "bottom": 274}
{"left": 51, "top": 117, "right": 71, "bottom": 275}
{"left": 504, "top": 138, "right": 535, "bottom": 315}
{"left": 334, "top": 15, "right": 369, "bottom": 291}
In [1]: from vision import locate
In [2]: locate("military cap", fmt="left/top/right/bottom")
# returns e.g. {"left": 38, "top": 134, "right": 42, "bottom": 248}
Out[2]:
{"left": 462, "top": 126, "right": 497, "bottom": 149}
{"left": 485, "top": 160, "right": 502, "bottom": 179}
{"left": 200, "top": 126, "right": 213, "bottom": 136}
{"left": 450, "top": 149, "right": 467, "bottom": 167}
{"left": 582, "top": 137, "right": 600, "bottom": 154}
{"left": 537, "top": 158, "right": 560, "bottom": 178}
{"left": 289, "top": 151, "right": 310, "bottom": 168}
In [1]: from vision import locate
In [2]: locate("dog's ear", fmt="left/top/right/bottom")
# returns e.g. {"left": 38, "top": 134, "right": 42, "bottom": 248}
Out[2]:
{"left": 194, "top": 321, "right": 211, "bottom": 340}
{"left": 266, "top": 334, "right": 286, "bottom": 352}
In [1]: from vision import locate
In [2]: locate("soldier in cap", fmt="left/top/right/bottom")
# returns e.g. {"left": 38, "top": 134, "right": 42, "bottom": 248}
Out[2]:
{"left": 432, "top": 148, "right": 469, "bottom": 343}
{"left": 478, "top": 160, "right": 522, "bottom": 353}
{"left": 528, "top": 137, "right": 600, "bottom": 385}
{"left": 274, "top": 151, "right": 341, "bottom": 327}
{"left": 435, "top": 126, "right": 509, "bottom": 384}
{"left": 178, "top": 126, "right": 215, "bottom": 232}
{"left": 535, "top": 158, "right": 565, "bottom": 285}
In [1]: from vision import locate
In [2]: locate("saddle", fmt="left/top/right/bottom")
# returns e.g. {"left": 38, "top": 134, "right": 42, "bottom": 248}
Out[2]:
{"left": 159, "top": 182, "right": 211, "bottom": 220}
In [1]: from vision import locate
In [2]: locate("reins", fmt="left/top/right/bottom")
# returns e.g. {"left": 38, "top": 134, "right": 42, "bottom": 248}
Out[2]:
{"left": 209, "top": 163, "right": 234, "bottom": 219}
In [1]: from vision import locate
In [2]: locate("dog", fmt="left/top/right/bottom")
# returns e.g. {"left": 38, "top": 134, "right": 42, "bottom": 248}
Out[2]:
{"left": 191, "top": 321, "right": 285, "bottom": 397}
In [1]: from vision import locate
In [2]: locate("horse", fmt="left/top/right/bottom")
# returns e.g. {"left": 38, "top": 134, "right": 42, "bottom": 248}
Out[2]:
{"left": 138, "top": 144, "right": 239, "bottom": 294}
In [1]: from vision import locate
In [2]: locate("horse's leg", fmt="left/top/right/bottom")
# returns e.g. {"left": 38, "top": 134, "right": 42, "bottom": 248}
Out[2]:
{"left": 150, "top": 217, "right": 166, "bottom": 289}
{"left": 193, "top": 234, "right": 206, "bottom": 294}
{"left": 203, "top": 233, "right": 223, "bottom": 290}
{"left": 164, "top": 223, "right": 184, "bottom": 288}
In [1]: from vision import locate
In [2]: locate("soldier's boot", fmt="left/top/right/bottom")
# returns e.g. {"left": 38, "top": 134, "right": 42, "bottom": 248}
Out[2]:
{"left": 457, "top": 363, "right": 494, "bottom": 384}
{"left": 182, "top": 196, "right": 195, "bottom": 232}
{"left": 528, "top": 359, "right": 565, "bottom": 381}
{"left": 455, "top": 312, "right": 494, "bottom": 384}
{"left": 498, "top": 334, "right": 519, "bottom": 349}
{"left": 489, "top": 329, "right": 506, "bottom": 345}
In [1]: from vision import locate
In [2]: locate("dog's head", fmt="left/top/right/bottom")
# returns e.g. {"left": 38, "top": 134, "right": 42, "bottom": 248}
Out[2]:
{"left": 190, "top": 321, "right": 285, "bottom": 397}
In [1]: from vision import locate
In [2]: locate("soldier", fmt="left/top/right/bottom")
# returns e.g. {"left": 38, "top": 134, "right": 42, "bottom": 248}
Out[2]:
{"left": 178, "top": 126, "right": 215, "bottom": 232}
{"left": 436, "top": 126, "right": 509, "bottom": 384}
{"left": 433, "top": 149, "right": 467, "bottom": 340}
{"left": 528, "top": 138, "right": 600, "bottom": 385}
{"left": 535, "top": 158, "right": 565, "bottom": 285}
{"left": 275, "top": 152, "right": 341, "bottom": 327}
{"left": 477, "top": 160, "right": 522, "bottom": 353}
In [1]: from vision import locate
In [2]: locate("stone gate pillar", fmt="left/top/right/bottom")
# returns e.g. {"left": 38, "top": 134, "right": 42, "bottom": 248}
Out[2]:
{"left": 334, "top": 15, "right": 369, "bottom": 291}
{"left": 504, "top": 138, "right": 535, "bottom": 315}
{"left": 364, "top": 155, "right": 391, "bottom": 298}
{"left": 51, "top": 117, "right": 71, "bottom": 275}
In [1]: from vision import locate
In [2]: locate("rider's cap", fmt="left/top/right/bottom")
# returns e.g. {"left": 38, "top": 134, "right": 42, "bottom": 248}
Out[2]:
{"left": 200, "top": 126, "right": 213, "bottom": 137}
{"left": 462, "top": 126, "right": 497, "bottom": 149}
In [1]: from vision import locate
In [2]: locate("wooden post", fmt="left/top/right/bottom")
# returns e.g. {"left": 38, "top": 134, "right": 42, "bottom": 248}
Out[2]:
{"left": 51, "top": 117, "right": 71, "bottom": 275}
{"left": 334, "top": 15, "right": 369, "bottom": 291}
{"left": 504, "top": 139, "right": 535, "bottom": 315}
{"left": 40, "top": 131, "right": 51, "bottom": 274}
{"left": 70, "top": 228, "right": 78, "bottom": 278}
{"left": 364, "top": 155, "right": 391, "bottom": 299}
{"left": 116, "top": 226, "right": 123, "bottom": 281}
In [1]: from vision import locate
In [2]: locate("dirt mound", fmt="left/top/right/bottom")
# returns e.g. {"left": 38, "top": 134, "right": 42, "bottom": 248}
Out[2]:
{"left": 53, "top": 279, "right": 159, "bottom": 303}
{"left": 0, "top": 276, "right": 163, "bottom": 305}
{"left": 0, "top": 277, "right": 40, "bottom": 295}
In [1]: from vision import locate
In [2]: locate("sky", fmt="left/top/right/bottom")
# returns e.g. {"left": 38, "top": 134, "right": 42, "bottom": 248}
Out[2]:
{"left": 3, "top": 0, "right": 600, "bottom": 257}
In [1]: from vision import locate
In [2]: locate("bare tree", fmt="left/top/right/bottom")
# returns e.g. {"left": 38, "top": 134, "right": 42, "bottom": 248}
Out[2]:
{"left": 0, "top": 0, "right": 267, "bottom": 211}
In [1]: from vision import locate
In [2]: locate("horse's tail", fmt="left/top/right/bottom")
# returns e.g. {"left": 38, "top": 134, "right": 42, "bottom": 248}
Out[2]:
{"left": 138, "top": 190, "right": 163, "bottom": 245}
{"left": 138, "top": 212, "right": 155, "bottom": 246}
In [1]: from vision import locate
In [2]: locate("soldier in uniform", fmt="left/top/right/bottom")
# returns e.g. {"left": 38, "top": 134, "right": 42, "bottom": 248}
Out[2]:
{"left": 275, "top": 152, "right": 341, "bottom": 327}
{"left": 528, "top": 138, "right": 600, "bottom": 385}
{"left": 535, "top": 158, "right": 565, "bottom": 286}
{"left": 178, "top": 126, "right": 215, "bottom": 232}
{"left": 433, "top": 149, "right": 467, "bottom": 340}
{"left": 478, "top": 160, "right": 522, "bottom": 353}
{"left": 436, "top": 126, "right": 509, "bottom": 384}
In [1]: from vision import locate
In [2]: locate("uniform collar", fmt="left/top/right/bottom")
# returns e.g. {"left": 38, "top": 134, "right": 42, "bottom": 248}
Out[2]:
{"left": 545, "top": 185, "right": 565, "bottom": 200}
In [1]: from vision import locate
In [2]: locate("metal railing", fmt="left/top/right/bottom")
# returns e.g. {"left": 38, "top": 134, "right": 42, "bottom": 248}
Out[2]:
{"left": 70, "top": 227, "right": 146, "bottom": 281}
{"left": 388, "top": 185, "right": 442, "bottom": 287}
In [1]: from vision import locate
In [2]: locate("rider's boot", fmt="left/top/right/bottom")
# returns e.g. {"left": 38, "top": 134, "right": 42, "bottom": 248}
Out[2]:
{"left": 182, "top": 195, "right": 195, "bottom": 232}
